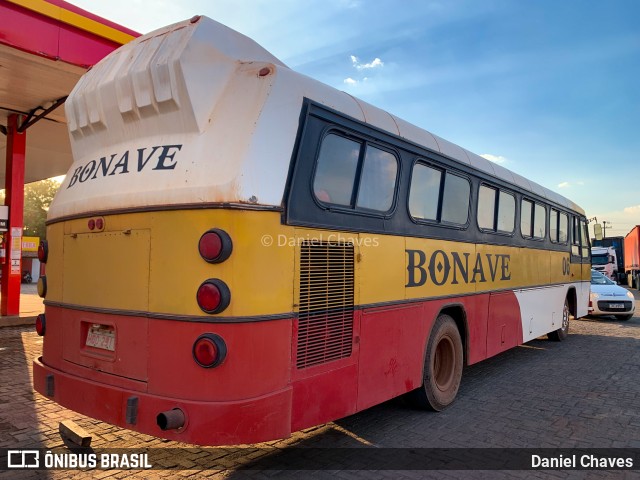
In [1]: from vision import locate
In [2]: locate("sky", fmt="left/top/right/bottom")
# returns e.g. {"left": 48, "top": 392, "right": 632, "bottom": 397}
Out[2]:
{"left": 67, "top": 0, "right": 640, "bottom": 238}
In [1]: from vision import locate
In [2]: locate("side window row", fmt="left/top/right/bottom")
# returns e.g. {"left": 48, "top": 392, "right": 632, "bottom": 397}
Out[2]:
{"left": 311, "top": 131, "right": 585, "bottom": 249}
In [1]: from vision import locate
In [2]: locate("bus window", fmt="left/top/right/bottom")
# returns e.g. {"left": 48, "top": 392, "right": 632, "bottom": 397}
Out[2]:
{"left": 356, "top": 145, "right": 398, "bottom": 212}
{"left": 478, "top": 185, "right": 515, "bottom": 233}
{"left": 441, "top": 173, "right": 470, "bottom": 225}
{"left": 580, "top": 219, "right": 590, "bottom": 258}
{"left": 550, "top": 209, "right": 558, "bottom": 241}
{"left": 559, "top": 213, "right": 568, "bottom": 243}
{"left": 534, "top": 203, "right": 546, "bottom": 239}
{"left": 521, "top": 199, "right": 533, "bottom": 238}
{"left": 477, "top": 185, "right": 496, "bottom": 230}
{"left": 550, "top": 209, "right": 569, "bottom": 244}
{"left": 497, "top": 191, "right": 515, "bottom": 233}
{"left": 521, "top": 199, "right": 546, "bottom": 239}
{"left": 409, "top": 164, "right": 470, "bottom": 225}
{"left": 313, "top": 133, "right": 361, "bottom": 206}
{"left": 409, "top": 164, "right": 442, "bottom": 221}
{"left": 571, "top": 216, "right": 580, "bottom": 256}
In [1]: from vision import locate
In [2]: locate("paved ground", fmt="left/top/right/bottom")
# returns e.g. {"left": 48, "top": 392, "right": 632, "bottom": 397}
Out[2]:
{"left": 0, "top": 283, "right": 44, "bottom": 328}
{"left": 1, "top": 290, "right": 639, "bottom": 479}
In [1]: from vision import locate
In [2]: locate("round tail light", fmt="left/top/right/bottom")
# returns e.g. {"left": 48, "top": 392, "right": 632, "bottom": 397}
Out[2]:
{"left": 38, "top": 241, "right": 48, "bottom": 263}
{"left": 196, "top": 279, "right": 230, "bottom": 314}
{"left": 88, "top": 219, "right": 95, "bottom": 230}
{"left": 192, "top": 333, "right": 227, "bottom": 368}
{"left": 198, "top": 229, "right": 232, "bottom": 263}
{"left": 37, "top": 276, "right": 47, "bottom": 298}
{"left": 35, "top": 314, "right": 46, "bottom": 336}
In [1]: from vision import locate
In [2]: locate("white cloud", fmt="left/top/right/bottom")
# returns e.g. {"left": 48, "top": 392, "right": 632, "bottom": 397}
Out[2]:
{"left": 344, "top": 77, "right": 358, "bottom": 85}
{"left": 480, "top": 154, "right": 507, "bottom": 164}
{"left": 351, "top": 55, "right": 384, "bottom": 70}
{"left": 556, "top": 181, "right": 586, "bottom": 189}
{"left": 623, "top": 205, "right": 640, "bottom": 214}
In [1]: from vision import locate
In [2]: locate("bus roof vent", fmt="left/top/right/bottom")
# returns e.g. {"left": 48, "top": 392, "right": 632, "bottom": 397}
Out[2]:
{"left": 296, "top": 240, "right": 354, "bottom": 369}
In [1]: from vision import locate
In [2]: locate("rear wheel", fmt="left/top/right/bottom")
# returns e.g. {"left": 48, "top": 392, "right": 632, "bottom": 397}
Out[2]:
{"left": 616, "top": 314, "right": 633, "bottom": 321}
{"left": 548, "top": 298, "right": 571, "bottom": 341}
{"left": 406, "top": 314, "right": 463, "bottom": 411}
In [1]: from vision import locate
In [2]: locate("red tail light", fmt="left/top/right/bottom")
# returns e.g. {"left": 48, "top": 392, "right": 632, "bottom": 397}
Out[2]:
{"left": 87, "top": 217, "right": 105, "bottom": 231}
{"left": 192, "top": 333, "right": 227, "bottom": 368}
{"left": 37, "top": 276, "right": 47, "bottom": 298}
{"left": 196, "top": 279, "right": 230, "bottom": 314}
{"left": 35, "top": 314, "right": 46, "bottom": 336}
{"left": 198, "top": 229, "right": 232, "bottom": 263}
{"left": 38, "top": 241, "right": 48, "bottom": 263}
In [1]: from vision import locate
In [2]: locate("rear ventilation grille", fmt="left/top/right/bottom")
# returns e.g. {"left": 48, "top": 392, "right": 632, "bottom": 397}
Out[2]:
{"left": 296, "top": 240, "right": 354, "bottom": 369}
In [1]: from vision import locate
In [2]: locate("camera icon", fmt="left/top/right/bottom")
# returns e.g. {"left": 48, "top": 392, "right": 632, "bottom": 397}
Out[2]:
{"left": 7, "top": 450, "right": 40, "bottom": 468}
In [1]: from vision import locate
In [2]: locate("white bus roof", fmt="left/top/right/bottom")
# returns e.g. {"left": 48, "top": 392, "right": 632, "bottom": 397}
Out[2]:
{"left": 50, "top": 16, "right": 584, "bottom": 220}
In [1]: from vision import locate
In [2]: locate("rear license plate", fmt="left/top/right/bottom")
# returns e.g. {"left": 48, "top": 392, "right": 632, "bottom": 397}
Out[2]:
{"left": 85, "top": 325, "right": 115, "bottom": 351}
{"left": 609, "top": 303, "right": 624, "bottom": 309}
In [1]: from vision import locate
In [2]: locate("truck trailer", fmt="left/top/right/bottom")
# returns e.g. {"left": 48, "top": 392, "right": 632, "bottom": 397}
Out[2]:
{"left": 624, "top": 226, "right": 640, "bottom": 289}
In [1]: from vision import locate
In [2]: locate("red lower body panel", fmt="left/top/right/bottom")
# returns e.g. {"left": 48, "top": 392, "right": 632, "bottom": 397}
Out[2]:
{"left": 34, "top": 291, "right": 523, "bottom": 445}
{"left": 33, "top": 357, "right": 292, "bottom": 446}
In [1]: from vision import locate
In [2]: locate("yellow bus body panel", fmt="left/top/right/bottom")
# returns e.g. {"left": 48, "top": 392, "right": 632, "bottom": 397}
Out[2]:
{"left": 45, "top": 210, "right": 587, "bottom": 318}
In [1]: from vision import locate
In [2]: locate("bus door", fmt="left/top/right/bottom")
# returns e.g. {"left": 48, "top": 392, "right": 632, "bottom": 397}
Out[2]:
{"left": 570, "top": 216, "right": 590, "bottom": 315}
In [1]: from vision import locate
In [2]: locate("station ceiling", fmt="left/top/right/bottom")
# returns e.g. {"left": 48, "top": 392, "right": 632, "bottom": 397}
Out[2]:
{"left": 0, "top": 0, "right": 138, "bottom": 185}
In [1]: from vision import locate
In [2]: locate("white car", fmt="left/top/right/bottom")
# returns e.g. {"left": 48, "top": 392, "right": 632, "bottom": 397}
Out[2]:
{"left": 589, "top": 269, "right": 636, "bottom": 320}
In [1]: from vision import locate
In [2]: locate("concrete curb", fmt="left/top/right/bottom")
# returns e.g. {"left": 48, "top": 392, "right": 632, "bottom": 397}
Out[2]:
{"left": 0, "top": 315, "right": 37, "bottom": 328}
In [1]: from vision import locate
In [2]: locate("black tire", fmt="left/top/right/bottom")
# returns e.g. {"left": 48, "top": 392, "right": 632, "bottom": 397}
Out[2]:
{"left": 548, "top": 297, "right": 571, "bottom": 341}
{"left": 406, "top": 314, "right": 463, "bottom": 411}
{"left": 616, "top": 314, "right": 633, "bottom": 321}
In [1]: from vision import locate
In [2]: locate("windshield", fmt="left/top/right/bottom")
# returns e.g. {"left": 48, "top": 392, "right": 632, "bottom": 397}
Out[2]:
{"left": 591, "top": 270, "right": 614, "bottom": 285}
{"left": 591, "top": 254, "right": 609, "bottom": 266}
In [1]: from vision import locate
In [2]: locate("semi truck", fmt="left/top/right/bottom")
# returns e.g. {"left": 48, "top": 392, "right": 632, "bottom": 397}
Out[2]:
{"left": 592, "top": 236, "right": 625, "bottom": 283}
{"left": 625, "top": 226, "right": 640, "bottom": 289}
{"left": 591, "top": 246, "right": 618, "bottom": 282}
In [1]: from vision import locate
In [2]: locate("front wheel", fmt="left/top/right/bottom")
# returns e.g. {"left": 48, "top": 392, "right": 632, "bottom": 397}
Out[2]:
{"left": 406, "top": 314, "right": 463, "bottom": 411}
{"left": 548, "top": 298, "right": 571, "bottom": 341}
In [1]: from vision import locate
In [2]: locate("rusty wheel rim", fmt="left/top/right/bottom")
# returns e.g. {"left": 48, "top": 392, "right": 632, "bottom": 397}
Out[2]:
{"left": 434, "top": 335, "right": 456, "bottom": 392}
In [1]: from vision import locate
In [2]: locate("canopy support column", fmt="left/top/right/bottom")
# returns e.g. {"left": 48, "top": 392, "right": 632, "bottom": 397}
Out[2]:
{"left": 1, "top": 114, "right": 26, "bottom": 316}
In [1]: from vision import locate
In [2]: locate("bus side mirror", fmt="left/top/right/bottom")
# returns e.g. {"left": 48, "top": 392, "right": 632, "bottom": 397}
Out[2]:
{"left": 593, "top": 223, "right": 603, "bottom": 241}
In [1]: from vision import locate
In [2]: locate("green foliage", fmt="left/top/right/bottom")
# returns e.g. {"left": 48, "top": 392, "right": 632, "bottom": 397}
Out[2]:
{"left": 0, "top": 178, "right": 61, "bottom": 240}
{"left": 22, "top": 179, "right": 61, "bottom": 240}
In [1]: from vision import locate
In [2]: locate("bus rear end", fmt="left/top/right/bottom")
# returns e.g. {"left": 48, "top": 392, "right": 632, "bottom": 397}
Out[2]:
{"left": 33, "top": 16, "right": 299, "bottom": 446}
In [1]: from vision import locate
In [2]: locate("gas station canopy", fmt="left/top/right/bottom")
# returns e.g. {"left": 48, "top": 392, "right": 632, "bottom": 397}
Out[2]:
{"left": 0, "top": 0, "right": 138, "bottom": 317}
{"left": 0, "top": 0, "right": 139, "bottom": 184}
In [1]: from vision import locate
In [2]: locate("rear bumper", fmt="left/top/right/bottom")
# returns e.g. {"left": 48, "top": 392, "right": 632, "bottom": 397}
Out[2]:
{"left": 33, "top": 357, "right": 292, "bottom": 446}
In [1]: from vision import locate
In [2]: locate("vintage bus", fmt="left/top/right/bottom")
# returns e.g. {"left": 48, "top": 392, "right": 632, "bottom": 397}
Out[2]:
{"left": 33, "top": 16, "right": 590, "bottom": 446}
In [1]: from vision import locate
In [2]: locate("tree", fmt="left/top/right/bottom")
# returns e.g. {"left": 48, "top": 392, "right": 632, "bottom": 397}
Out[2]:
{"left": 23, "top": 179, "right": 61, "bottom": 240}
{"left": 0, "top": 178, "right": 61, "bottom": 240}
